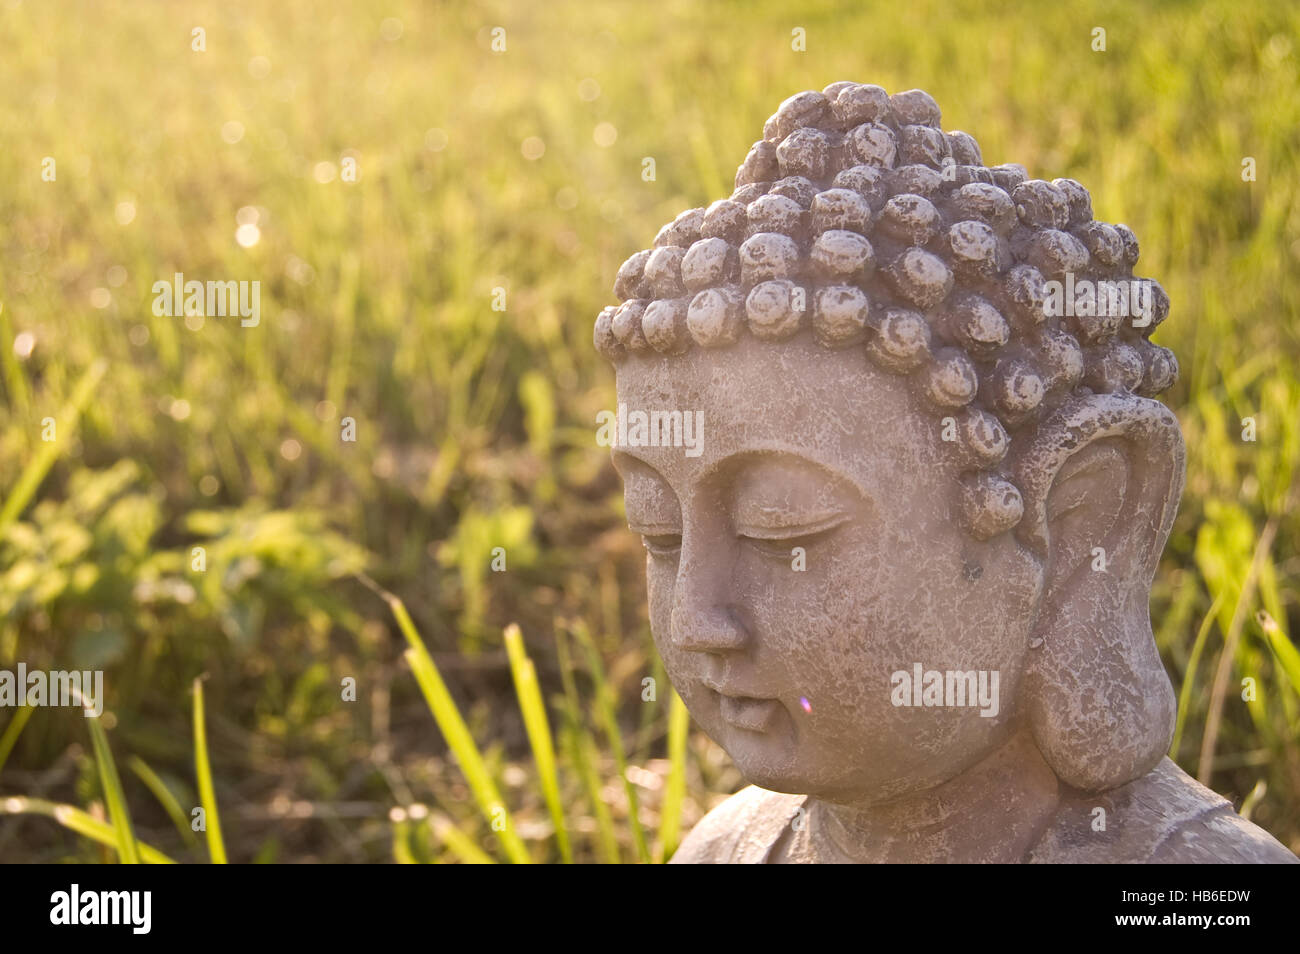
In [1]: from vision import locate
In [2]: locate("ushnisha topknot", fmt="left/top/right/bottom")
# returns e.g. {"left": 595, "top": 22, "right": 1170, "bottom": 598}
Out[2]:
{"left": 595, "top": 82, "right": 1178, "bottom": 541}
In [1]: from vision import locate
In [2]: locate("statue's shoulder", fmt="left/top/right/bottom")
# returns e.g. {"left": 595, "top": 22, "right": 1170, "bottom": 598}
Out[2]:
{"left": 1032, "top": 757, "right": 1297, "bottom": 863}
{"left": 669, "top": 785, "right": 805, "bottom": 864}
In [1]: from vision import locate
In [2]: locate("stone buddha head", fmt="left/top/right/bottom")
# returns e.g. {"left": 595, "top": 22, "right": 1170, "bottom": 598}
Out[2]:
{"left": 594, "top": 83, "right": 1294, "bottom": 863}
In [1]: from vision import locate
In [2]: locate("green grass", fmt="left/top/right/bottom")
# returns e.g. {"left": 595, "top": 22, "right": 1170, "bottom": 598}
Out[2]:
{"left": 0, "top": 0, "right": 1298, "bottom": 861}
{"left": 503, "top": 622, "right": 571, "bottom": 862}
{"left": 0, "top": 797, "right": 174, "bottom": 864}
{"left": 383, "top": 582, "right": 533, "bottom": 864}
{"left": 192, "top": 677, "right": 227, "bottom": 863}
{"left": 0, "top": 359, "right": 104, "bottom": 535}
{"left": 128, "top": 754, "right": 201, "bottom": 850}
{"left": 0, "top": 704, "right": 33, "bottom": 777}
{"left": 86, "top": 707, "right": 140, "bottom": 864}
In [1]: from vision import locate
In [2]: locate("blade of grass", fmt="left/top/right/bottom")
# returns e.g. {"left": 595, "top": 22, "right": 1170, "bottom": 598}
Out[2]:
{"left": 1257, "top": 610, "right": 1300, "bottom": 698}
{"left": 429, "top": 812, "right": 498, "bottom": 864}
{"left": 1171, "top": 591, "right": 1224, "bottom": 759}
{"left": 658, "top": 689, "right": 689, "bottom": 862}
{"left": 555, "top": 625, "right": 620, "bottom": 863}
{"left": 0, "top": 358, "right": 106, "bottom": 536}
{"left": 0, "top": 797, "right": 175, "bottom": 863}
{"left": 128, "top": 755, "right": 199, "bottom": 849}
{"left": 634, "top": 644, "right": 666, "bottom": 762}
{"left": 86, "top": 712, "right": 140, "bottom": 864}
{"left": 0, "top": 705, "right": 34, "bottom": 778}
{"left": 1238, "top": 779, "right": 1267, "bottom": 821}
{"left": 503, "top": 622, "right": 572, "bottom": 863}
{"left": 360, "top": 574, "right": 531, "bottom": 864}
{"left": 1198, "top": 506, "right": 1284, "bottom": 783}
{"left": 0, "top": 302, "right": 32, "bottom": 416}
{"left": 390, "top": 815, "right": 418, "bottom": 864}
{"left": 571, "top": 619, "right": 651, "bottom": 863}
{"left": 193, "top": 677, "right": 227, "bottom": 863}
{"left": 402, "top": 645, "right": 530, "bottom": 863}
{"left": 562, "top": 722, "right": 622, "bottom": 864}
{"left": 325, "top": 252, "right": 360, "bottom": 415}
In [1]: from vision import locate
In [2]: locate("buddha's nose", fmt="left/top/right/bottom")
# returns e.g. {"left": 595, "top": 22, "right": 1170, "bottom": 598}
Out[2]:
{"left": 669, "top": 539, "right": 748, "bottom": 654}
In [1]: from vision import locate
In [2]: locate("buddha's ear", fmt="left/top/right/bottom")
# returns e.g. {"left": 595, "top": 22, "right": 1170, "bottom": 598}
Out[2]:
{"left": 1012, "top": 392, "right": 1185, "bottom": 791}
{"left": 1036, "top": 441, "right": 1128, "bottom": 606}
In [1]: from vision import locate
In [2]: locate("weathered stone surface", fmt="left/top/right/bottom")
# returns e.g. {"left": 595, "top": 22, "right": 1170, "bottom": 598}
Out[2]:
{"left": 597, "top": 82, "right": 1297, "bottom": 865}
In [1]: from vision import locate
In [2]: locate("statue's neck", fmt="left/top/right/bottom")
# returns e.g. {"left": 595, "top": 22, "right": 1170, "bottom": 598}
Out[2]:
{"left": 810, "top": 727, "right": 1060, "bottom": 863}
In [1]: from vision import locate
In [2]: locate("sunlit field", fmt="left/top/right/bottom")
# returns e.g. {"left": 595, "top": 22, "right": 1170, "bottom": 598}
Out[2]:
{"left": 0, "top": 0, "right": 1297, "bottom": 862}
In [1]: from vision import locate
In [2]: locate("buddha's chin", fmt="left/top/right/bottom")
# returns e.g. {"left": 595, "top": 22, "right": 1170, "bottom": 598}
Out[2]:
{"left": 687, "top": 688, "right": 887, "bottom": 794}
{"left": 726, "top": 744, "right": 878, "bottom": 797}
{"left": 717, "top": 719, "right": 912, "bottom": 798}
{"left": 731, "top": 748, "right": 914, "bottom": 801}
{"left": 712, "top": 710, "right": 837, "bottom": 795}
{"left": 720, "top": 731, "right": 804, "bottom": 794}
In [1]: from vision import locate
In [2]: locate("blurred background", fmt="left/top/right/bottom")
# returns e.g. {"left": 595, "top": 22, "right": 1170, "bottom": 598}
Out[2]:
{"left": 0, "top": 0, "right": 1297, "bottom": 862}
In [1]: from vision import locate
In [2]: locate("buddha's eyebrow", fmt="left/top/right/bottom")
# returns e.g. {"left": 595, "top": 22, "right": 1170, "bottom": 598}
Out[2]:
{"left": 612, "top": 450, "right": 681, "bottom": 504}
{"left": 718, "top": 447, "right": 862, "bottom": 488}
{"left": 721, "top": 448, "right": 873, "bottom": 515}
{"left": 611, "top": 447, "right": 666, "bottom": 481}
{"left": 615, "top": 444, "right": 871, "bottom": 513}
{"left": 743, "top": 503, "right": 847, "bottom": 522}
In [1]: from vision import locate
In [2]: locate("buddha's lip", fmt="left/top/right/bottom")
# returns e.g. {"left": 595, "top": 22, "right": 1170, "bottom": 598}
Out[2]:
{"left": 701, "top": 678, "right": 770, "bottom": 700}
{"left": 716, "top": 693, "right": 781, "bottom": 732}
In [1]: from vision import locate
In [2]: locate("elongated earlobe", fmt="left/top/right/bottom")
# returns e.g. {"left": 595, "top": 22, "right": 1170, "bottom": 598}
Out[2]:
{"left": 1013, "top": 392, "right": 1184, "bottom": 791}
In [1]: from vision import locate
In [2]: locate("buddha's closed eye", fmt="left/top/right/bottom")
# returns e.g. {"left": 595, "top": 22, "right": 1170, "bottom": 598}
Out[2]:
{"left": 736, "top": 512, "right": 850, "bottom": 558}
{"left": 620, "top": 465, "right": 683, "bottom": 557}
{"left": 619, "top": 451, "right": 863, "bottom": 562}
{"left": 632, "top": 512, "right": 850, "bottom": 561}
{"left": 638, "top": 531, "right": 682, "bottom": 558}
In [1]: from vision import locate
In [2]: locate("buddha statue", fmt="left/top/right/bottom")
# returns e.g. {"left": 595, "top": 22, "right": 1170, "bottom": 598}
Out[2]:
{"left": 593, "top": 82, "right": 1297, "bottom": 863}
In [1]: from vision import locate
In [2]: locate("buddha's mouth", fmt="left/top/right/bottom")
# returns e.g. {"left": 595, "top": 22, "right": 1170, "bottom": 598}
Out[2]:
{"left": 716, "top": 692, "right": 782, "bottom": 732}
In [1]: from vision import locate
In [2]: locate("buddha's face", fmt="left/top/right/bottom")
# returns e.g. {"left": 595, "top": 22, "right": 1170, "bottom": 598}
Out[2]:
{"left": 614, "top": 335, "right": 1045, "bottom": 802}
